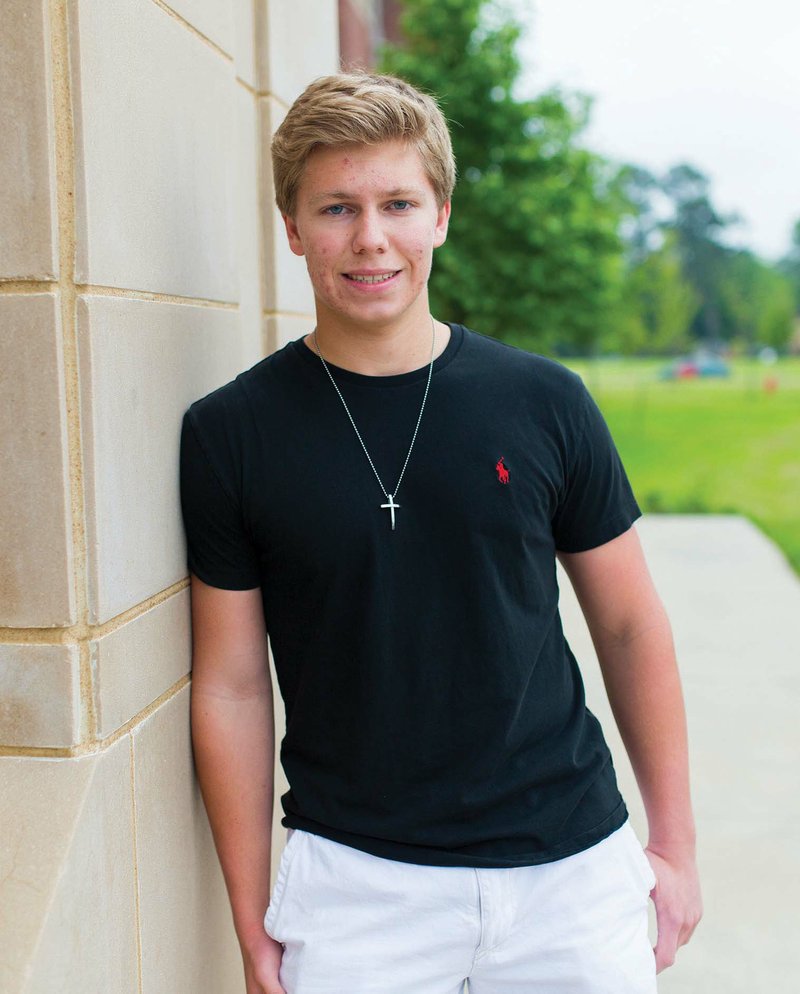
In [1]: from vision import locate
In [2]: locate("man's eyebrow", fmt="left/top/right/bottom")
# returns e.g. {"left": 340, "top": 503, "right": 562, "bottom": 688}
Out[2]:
{"left": 308, "top": 188, "right": 426, "bottom": 204}
{"left": 309, "top": 191, "right": 350, "bottom": 204}
{"left": 384, "top": 188, "right": 425, "bottom": 198}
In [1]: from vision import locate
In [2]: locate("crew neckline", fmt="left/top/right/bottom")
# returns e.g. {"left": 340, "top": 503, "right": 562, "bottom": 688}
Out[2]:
{"left": 291, "top": 322, "right": 464, "bottom": 388}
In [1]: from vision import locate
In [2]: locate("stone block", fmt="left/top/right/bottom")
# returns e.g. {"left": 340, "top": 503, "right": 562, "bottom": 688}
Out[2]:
{"left": 77, "top": 294, "right": 245, "bottom": 623}
{"left": 0, "top": 643, "right": 80, "bottom": 749}
{"left": 0, "top": 737, "right": 138, "bottom": 993}
{"left": 265, "top": 314, "right": 311, "bottom": 355}
{"left": 235, "top": 84, "right": 265, "bottom": 367}
{"left": 133, "top": 686, "right": 241, "bottom": 993}
{"left": 70, "top": 0, "right": 237, "bottom": 301}
{"left": 233, "top": 0, "right": 258, "bottom": 87}
{"left": 91, "top": 589, "right": 191, "bottom": 739}
{"left": 163, "top": 0, "right": 235, "bottom": 56}
{"left": 260, "top": 0, "right": 339, "bottom": 104}
{"left": 259, "top": 96, "right": 316, "bottom": 314}
{"left": 0, "top": 294, "right": 75, "bottom": 628}
{"left": 0, "top": 0, "right": 58, "bottom": 280}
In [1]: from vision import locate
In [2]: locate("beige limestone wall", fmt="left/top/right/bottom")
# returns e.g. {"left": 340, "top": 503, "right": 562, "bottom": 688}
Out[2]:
{"left": 0, "top": 2, "right": 337, "bottom": 991}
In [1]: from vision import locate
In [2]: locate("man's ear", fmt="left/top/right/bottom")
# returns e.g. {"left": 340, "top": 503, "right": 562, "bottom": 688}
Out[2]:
{"left": 283, "top": 214, "right": 305, "bottom": 257}
{"left": 433, "top": 200, "right": 451, "bottom": 249}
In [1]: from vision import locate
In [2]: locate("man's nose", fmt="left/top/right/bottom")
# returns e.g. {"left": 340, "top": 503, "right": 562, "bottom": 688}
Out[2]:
{"left": 351, "top": 208, "right": 389, "bottom": 254}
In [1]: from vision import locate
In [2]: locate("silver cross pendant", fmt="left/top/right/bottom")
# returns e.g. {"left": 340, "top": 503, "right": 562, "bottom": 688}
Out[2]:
{"left": 380, "top": 494, "right": 400, "bottom": 530}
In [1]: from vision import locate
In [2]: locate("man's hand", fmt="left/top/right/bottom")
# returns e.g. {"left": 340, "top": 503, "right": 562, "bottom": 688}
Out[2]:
{"left": 241, "top": 927, "right": 286, "bottom": 994}
{"left": 645, "top": 846, "right": 703, "bottom": 973}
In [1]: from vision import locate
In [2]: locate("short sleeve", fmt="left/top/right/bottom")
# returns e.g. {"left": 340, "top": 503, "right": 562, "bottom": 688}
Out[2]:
{"left": 179, "top": 410, "right": 261, "bottom": 589}
{"left": 551, "top": 381, "right": 641, "bottom": 553}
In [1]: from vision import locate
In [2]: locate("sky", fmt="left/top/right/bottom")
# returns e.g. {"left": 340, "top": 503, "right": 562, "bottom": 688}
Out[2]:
{"left": 512, "top": 0, "right": 800, "bottom": 261}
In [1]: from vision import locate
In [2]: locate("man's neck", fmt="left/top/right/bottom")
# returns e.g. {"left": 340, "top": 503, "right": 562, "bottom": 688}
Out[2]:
{"left": 304, "top": 309, "right": 451, "bottom": 377}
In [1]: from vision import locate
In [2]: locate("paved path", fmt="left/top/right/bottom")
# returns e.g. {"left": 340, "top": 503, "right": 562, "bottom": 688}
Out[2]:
{"left": 558, "top": 514, "right": 800, "bottom": 993}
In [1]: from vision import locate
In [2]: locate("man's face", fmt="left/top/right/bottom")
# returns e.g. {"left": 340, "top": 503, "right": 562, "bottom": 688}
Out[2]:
{"left": 283, "top": 140, "right": 450, "bottom": 331}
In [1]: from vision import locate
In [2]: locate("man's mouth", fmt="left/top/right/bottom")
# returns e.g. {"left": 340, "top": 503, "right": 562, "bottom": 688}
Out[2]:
{"left": 343, "top": 271, "right": 400, "bottom": 284}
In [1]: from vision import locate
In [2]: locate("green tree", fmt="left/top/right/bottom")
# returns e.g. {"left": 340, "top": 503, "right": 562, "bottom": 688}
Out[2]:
{"left": 777, "top": 218, "right": 800, "bottom": 313}
{"left": 660, "top": 163, "right": 739, "bottom": 345}
{"left": 615, "top": 164, "right": 661, "bottom": 266}
{"left": 720, "top": 250, "right": 795, "bottom": 351}
{"left": 616, "top": 232, "right": 699, "bottom": 355}
{"left": 616, "top": 161, "right": 795, "bottom": 352}
{"left": 380, "top": 0, "right": 626, "bottom": 353}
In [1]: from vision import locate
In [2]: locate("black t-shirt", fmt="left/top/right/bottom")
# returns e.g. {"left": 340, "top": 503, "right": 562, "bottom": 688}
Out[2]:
{"left": 180, "top": 324, "right": 641, "bottom": 867}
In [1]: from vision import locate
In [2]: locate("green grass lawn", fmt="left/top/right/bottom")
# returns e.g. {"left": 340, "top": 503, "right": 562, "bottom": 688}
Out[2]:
{"left": 558, "top": 356, "right": 800, "bottom": 576}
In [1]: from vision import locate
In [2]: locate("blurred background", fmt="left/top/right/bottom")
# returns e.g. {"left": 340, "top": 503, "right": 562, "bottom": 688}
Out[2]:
{"left": 345, "top": 0, "right": 800, "bottom": 577}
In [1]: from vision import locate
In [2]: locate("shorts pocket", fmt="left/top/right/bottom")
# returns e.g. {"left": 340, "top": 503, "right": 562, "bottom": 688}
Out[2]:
{"left": 264, "top": 829, "right": 303, "bottom": 939}
{"left": 622, "top": 822, "right": 657, "bottom": 892}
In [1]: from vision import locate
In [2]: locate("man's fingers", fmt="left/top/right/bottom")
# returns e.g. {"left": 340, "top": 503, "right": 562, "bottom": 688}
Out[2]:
{"left": 653, "top": 888, "right": 703, "bottom": 973}
{"left": 646, "top": 845, "right": 703, "bottom": 974}
{"left": 652, "top": 880, "right": 684, "bottom": 973}
{"left": 655, "top": 919, "right": 701, "bottom": 973}
{"left": 678, "top": 912, "right": 701, "bottom": 951}
{"left": 243, "top": 931, "right": 286, "bottom": 994}
{"left": 252, "top": 961, "right": 286, "bottom": 994}
{"left": 653, "top": 922, "right": 680, "bottom": 974}
{"left": 248, "top": 971, "right": 285, "bottom": 994}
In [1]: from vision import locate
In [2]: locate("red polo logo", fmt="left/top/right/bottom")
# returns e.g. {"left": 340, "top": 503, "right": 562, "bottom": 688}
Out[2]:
{"left": 495, "top": 457, "right": 510, "bottom": 484}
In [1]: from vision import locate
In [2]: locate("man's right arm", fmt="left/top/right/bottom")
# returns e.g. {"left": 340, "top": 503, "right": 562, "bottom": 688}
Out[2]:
{"left": 189, "top": 573, "right": 285, "bottom": 994}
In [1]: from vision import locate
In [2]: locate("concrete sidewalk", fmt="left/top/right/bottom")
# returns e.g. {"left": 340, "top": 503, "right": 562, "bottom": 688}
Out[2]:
{"left": 558, "top": 514, "right": 800, "bottom": 993}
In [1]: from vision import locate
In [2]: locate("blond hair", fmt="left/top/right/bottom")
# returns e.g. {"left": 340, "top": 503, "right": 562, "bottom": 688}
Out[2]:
{"left": 271, "top": 71, "right": 456, "bottom": 216}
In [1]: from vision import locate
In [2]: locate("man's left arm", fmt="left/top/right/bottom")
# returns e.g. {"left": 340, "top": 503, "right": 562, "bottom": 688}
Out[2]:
{"left": 557, "top": 523, "right": 703, "bottom": 974}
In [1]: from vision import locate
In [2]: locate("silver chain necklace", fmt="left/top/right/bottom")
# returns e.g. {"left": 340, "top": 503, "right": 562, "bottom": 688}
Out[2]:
{"left": 312, "top": 318, "right": 436, "bottom": 531}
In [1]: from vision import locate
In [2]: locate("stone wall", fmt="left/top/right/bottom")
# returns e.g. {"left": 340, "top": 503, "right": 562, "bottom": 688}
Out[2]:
{"left": 0, "top": 2, "right": 337, "bottom": 990}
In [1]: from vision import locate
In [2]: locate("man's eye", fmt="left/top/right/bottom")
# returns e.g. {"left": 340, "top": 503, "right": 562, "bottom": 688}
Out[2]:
{"left": 390, "top": 200, "right": 411, "bottom": 211}
{"left": 324, "top": 205, "right": 347, "bottom": 215}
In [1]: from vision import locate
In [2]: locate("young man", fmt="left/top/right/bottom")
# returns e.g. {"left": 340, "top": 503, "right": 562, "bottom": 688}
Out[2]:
{"left": 180, "top": 72, "right": 702, "bottom": 994}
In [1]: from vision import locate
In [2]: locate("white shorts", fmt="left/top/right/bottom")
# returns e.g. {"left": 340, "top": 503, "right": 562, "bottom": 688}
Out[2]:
{"left": 264, "top": 820, "right": 657, "bottom": 994}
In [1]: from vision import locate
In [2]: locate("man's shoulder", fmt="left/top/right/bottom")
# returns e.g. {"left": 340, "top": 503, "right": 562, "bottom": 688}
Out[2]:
{"left": 459, "top": 325, "right": 585, "bottom": 397}
{"left": 185, "top": 343, "right": 294, "bottom": 431}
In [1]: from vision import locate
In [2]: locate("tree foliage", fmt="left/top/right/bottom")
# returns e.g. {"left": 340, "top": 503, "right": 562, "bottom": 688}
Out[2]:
{"left": 380, "top": 0, "right": 625, "bottom": 353}
{"left": 617, "top": 232, "right": 699, "bottom": 355}
{"left": 720, "top": 250, "right": 796, "bottom": 350}
{"left": 777, "top": 218, "right": 800, "bottom": 313}
{"left": 660, "top": 163, "right": 739, "bottom": 344}
{"left": 616, "top": 162, "right": 796, "bottom": 352}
